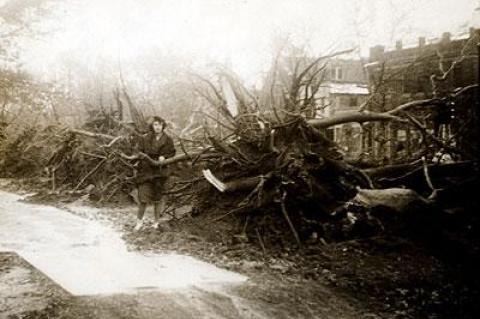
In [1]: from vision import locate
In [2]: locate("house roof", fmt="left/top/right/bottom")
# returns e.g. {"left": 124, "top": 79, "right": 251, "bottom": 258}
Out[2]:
{"left": 326, "top": 82, "right": 369, "bottom": 95}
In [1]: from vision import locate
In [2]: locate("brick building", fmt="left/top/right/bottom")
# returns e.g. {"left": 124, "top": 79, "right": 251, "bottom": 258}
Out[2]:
{"left": 364, "top": 28, "right": 479, "bottom": 163}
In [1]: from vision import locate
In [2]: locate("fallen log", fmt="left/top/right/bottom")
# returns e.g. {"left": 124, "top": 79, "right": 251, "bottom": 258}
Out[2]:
{"left": 119, "top": 150, "right": 220, "bottom": 166}
{"left": 351, "top": 188, "right": 435, "bottom": 235}
{"left": 353, "top": 188, "right": 430, "bottom": 212}
{"left": 202, "top": 169, "right": 262, "bottom": 192}
{"left": 307, "top": 111, "right": 406, "bottom": 128}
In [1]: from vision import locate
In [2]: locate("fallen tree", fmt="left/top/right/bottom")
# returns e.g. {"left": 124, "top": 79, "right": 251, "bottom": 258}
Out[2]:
{"left": 1, "top": 47, "right": 477, "bottom": 249}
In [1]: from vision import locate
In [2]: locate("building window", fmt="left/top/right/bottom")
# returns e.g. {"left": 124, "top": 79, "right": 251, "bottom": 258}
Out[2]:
{"left": 453, "top": 64, "right": 463, "bottom": 87}
{"left": 336, "top": 67, "right": 343, "bottom": 80}
{"left": 325, "top": 128, "right": 335, "bottom": 140}
{"left": 331, "top": 67, "right": 343, "bottom": 80}
{"left": 403, "top": 69, "right": 416, "bottom": 93}
{"left": 397, "top": 129, "right": 407, "bottom": 141}
{"left": 349, "top": 97, "right": 358, "bottom": 107}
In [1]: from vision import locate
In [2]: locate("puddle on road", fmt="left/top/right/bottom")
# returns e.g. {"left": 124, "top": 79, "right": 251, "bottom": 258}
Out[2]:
{"left": 0, "top": 191, "right": 247, "bottom": 296}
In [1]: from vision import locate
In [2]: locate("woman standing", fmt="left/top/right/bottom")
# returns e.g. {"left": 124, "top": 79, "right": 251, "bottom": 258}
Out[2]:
{"left": 134, "top": 116, "right": 176, "bottom": 231}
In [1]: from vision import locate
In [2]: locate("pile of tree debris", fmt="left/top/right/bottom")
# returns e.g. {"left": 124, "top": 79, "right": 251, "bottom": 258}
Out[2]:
{"left": 0, "top": 53, "right": 478, "bottom": 250}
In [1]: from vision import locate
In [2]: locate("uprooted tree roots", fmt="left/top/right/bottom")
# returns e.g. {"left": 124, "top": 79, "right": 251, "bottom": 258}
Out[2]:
{"left": 196, "top": 118, "right": 372, "bottom": 248}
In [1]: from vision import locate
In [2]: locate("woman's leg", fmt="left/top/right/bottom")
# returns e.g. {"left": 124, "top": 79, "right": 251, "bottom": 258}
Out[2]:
{"left": 152, "top": 177, "right": 167, "bottom": 229}
{"left": 138, "top": 202, "right": 147, "bottom": 219}
{"left": 134, "top": 203, "right": 147, "bottom": 231}
{"left": 153, "top": 201, "right": 165, "bottom": 229}
{"left": 135, "top": 182, "right": 153, "bottom": 231}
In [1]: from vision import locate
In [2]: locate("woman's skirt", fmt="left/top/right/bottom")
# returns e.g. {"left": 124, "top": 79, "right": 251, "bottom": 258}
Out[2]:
{"left": 137, "top": 177, "right": 168, "bottom": 203}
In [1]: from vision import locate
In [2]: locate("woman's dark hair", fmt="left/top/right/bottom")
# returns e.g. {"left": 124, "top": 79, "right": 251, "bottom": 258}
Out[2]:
{"left": 149, "top": 116, "right": 166, "bottom": 132}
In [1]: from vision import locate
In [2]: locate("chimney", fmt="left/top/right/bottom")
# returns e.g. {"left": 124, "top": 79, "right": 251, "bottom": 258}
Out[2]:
{"left": 395, "top": 40, "right": 403, "bottom": 50}
{"left": 418, "top": 37, "right": 426, "bottom": 47}
{"left": 470, "top": 27, "right": 480, "bottom": 38}
{"left": 369, "top": 45, "right": 385, "bottom": 62}
{"left": 442, "top": 32, "right": 451, "bottom": 43}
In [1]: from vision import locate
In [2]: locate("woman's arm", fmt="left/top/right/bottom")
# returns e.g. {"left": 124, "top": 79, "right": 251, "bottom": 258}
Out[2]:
{"left": 159, "top": 135, "right": 176, "bottom": 161}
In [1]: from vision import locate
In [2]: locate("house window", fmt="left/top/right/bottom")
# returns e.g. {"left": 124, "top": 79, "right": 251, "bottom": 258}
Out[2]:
{"left": 403, "top": 70, "right": 416, "bottom": 93}
{"left": 336, "top": 67, "right": 343, "bottom": 80}
{"left": 330, "top": 67, "right": 343, "bottom": 80}
{"left": 453, "top": 64, "right": 463, "bottom": 87}
{"left": 325, "top": 128, "right": 335, "bottom": 140}
{"left": 349, "top": 97, "right": 358, "bottom": 107}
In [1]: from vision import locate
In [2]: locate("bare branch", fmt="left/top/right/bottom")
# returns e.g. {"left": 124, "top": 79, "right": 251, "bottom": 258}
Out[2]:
{"left": 70, "top": 129, "right": 116, "bottom": 140}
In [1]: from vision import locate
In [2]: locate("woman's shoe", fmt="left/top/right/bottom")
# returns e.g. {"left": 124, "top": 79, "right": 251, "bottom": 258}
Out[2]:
{"left": 134, "top": 219, "right": 144, "bottom": 231}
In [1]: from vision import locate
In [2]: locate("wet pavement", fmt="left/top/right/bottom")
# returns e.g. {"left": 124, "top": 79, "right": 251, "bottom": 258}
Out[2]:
{"left": 0, "top": 190, "right": 257, "bottom": 318}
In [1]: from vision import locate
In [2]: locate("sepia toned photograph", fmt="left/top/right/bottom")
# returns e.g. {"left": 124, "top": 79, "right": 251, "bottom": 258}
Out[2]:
{"left": 1, "top": 0, "right": 479, "bottom": 318}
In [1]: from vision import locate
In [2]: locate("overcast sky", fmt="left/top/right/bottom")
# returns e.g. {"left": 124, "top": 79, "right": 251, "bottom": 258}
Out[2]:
{"left": 9, "top": 0, "right": 479, "bottom": 83}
